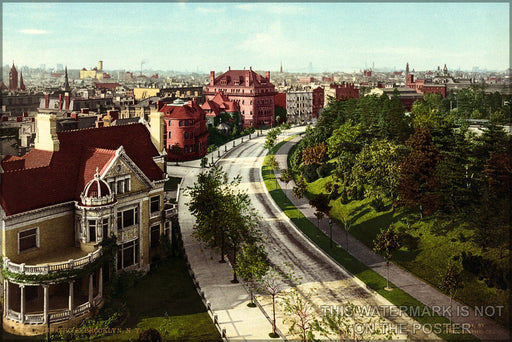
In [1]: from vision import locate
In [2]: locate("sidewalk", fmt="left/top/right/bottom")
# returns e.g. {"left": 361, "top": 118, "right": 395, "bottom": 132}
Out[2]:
{"left": 272, "top": 135, "right": 511, "bottom": 341}
{"left": 167, "top": 132, "right": 284, "bottom": 341}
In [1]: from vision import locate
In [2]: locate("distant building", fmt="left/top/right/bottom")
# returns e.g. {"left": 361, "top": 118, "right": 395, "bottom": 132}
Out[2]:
{"left": 156, "top": 98, "right": 209, "bottom": 161}
{"left": 286, "top": 91, "right": 313, "bottom": 123}
{"left": 368, "top": 87, "right": 423, "bottom": 111}
{"left": 312, "top": 87, "right": 324, "bottom": 118}
{"left": 203, "top": 68, "right": 276, "bottom": 128}
{"left": 39, "top": 93, "right": 114, "bottom": 113}
{"left": 405, "top": 62, "right": 451, "bottom": 98}
{"left": 0, "top": 113, "right": 169, "bottom": 335}
{"left": 80, "top": 61, "right": 109, "bottom": 80}
{"left": 325, "top": 83, "right": 359, "bottom": 104}
{"left": 9, "top": 63, "right": 18, "bottom": 91}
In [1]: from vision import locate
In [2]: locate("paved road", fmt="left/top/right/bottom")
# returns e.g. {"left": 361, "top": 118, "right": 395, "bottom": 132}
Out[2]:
{"left": 216, "top": 127, "right": 437, "bottom": 341}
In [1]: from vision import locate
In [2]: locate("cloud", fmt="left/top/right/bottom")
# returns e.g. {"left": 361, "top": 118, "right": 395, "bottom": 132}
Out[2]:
{"left": 20, "top": 29, "right": 48, "bottom": 34}
{"left": 236, "top": 4, "right": 256, "bottom": 11}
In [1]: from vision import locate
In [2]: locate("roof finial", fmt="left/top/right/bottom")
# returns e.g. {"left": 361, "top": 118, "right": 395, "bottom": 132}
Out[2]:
{"left": 95, "top": 167, "right": 100, "bottom": 177}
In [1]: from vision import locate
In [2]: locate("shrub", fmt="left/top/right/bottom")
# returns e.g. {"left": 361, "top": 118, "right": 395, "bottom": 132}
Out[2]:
{"left": 301, "top": 164, "right": 319, "bottom": 183}
{"left": 139, "top": 328, "right": 162, "bottom": 342}
{"left": 316, "top": 163, "right": 332, "bottom": 178}
{"left": 369, "top": 197, "right": 386, "bottom": 212}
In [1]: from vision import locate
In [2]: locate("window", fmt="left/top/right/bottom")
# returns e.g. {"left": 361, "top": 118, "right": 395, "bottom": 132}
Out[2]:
{"left": 117, "top": 207, "right": 139, "bottom": 230}
{"left": 150, "top": 224, "right": 160, "bottom": 248}
{"left": 168, "top": 131, "right": 172, "bottom": 139}
{"left": 19, "top": 228, "right": 38, "bottom": 253}
{"left": 117, "top": 180, "right": 124, "bottom": 194}
{"left": 117, "top": 239, "right": 140, "bottom": 270}
{"left": 185, "top": 132, "right": 188, "bottom": 139}
{"left": 89, "top": 220, "right": 97, "bottom": 242}
{"left": 179, "top": 121, "right": 183, "bottom": 127}
{"left": 190, "top": 132, "right": 193, "bottom": 139}
{"left": 150, "top": 195, "right": 160, "bottom": 214}
{"left": 124, "top": 178, "right": 130, "bottom": 193}
{"left": 102, "top": 218, "right": 109, "bottom": 239}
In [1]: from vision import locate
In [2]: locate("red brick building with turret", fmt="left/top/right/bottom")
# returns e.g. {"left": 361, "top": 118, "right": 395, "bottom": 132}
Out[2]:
{"left": 203, "top": 67, "right": 276, "bottom": 128}
{"left": 156, "top": 99, "right": 209, "bottom": 161}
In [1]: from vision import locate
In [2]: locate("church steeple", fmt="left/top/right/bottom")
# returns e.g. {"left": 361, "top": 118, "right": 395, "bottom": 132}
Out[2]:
{"left": 9, "top": 62, "right": 18, "bottom": 91}
{"left": 64, "top": 66, "right": 70, "bottom": 92}
{"left": 19, "top": 71, "right": 25, "bottom": 91}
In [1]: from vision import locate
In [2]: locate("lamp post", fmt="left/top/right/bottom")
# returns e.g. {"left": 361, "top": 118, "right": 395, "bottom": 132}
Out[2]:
{"left": 329, "top": 218, "right": 333, "bottom": 248}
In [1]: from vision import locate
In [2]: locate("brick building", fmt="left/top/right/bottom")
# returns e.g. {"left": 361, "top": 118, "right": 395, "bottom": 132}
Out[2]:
{"left": 0, "top": 114, "right": 170, "bottom": 335}
{"left": 312, "top": 87, "right": 324, "bottom": 118}
{"left": 203, "top": 68, "right": 276, "bottom": 128}
{"left": 405, "top": 63, "right": 447, "bottom": 98}
{"left": 156, "top": 99, "right": 209, "bottom": 161}
{"left": 201, "top": 92, "right": 239, "bottom": 126}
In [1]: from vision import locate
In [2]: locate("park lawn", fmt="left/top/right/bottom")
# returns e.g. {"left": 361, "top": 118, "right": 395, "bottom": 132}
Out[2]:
{"left": 262, "top": 142, "right": 478, "bottom": 341}
{"left": 103, "top": 257, "right": 221, "bottom": 341}
{"left": 303, "top": 165, "right": 510, "bottom": 329}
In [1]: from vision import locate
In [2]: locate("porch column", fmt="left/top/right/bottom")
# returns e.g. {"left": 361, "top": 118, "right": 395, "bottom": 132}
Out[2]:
{"left": 68, "top": 281, "right": 74, "bottom": 317}
{"left": 43, "top": 285, "right": 49, "bottom": 324}
{"left": 4, "top": 280, "right": 9, "bottom": 314}
{"left": 98, "top": 268, "right": 103, "bottom": 298}
{"left": 20, "top": 285, "right": 25, "bottom": 323}
{"left": 88, "top": 274, "right": 93, "bottom": 306}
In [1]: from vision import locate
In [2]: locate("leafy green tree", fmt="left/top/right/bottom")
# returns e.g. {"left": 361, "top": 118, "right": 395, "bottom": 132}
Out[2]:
{"left": 373, "top": 226, "right": 400, "bottom": 290}
{"left": 309, "top": 193, "right": 331, "bottom": 235}
{"left": 350, "top": 139, "right": 407, "bottom": 206}
{"left": 267, "top": 155, "right": 280, "bottom": 189}
{"left": 388, "top": 88, "right": 412, "bottom": 142}
{"left": 187, "top": 165, "right": 239, "bottom": 263}
{"left": 236, "top": 244, "right": 270, "bottom": 305}
{"left": 395, "top": 127, "right": 441, "bottom": 219}
{"left": 225, "top": 192, "right": 262, "bottom": 283}
{"left": 339, "top": 208, "right": 353, "bottom": 251}
{"left": 280, "top": 168, "right": 294, "bottom": 191}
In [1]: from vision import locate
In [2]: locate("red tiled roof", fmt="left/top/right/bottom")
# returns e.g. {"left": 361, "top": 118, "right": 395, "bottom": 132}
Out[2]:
{"left": 0, "top": 81, "right": 7, "bottom": 90}
{"left": 213, "top": 69, "right": 272, "bottom": 88}
{"left": 1, "top": 123, "right": 164, "bottom": 216}
{"left": 160, "top": 100, "right": 206, "bottom": 120}
{"left": 94, "top": 82, "right": 120, "bottom": 90}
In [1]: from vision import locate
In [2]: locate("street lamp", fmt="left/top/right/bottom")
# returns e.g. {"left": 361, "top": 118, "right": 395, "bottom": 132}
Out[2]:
{"left": 329, "top": 218, "right": 333, "bottom": 248}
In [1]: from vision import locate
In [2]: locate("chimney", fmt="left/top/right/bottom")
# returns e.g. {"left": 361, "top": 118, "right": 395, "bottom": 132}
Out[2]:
{"left": 58, "top": 94, "right": 63, "bottom": 110}
{"left": 245, "top": 70, "right": 250, "bottom": 87}
{"left": 65, "top": 92, "right": 70, "bottom": 110}
{"left": 149, "top": 111, "right": 165, "bottom": 153}
{"left": 81, "top": 108, "right": 89, "bottom": 114}
{"left": 265, "top": 71, "right": 270, "bottom": 80}
{"left": 71, "top": 113, "right": 79, "bottom": 120}
{"left": 210, "top": 71, "right": 215, "bottom": 86}
{"left": 34, "top": 113, "right": 60, "bottom": 152}
{"left": 45, "top": 93, "right": 50, "bottom": 108}
{"left": 156, "top": 100, "right": 163, "bottom": 111}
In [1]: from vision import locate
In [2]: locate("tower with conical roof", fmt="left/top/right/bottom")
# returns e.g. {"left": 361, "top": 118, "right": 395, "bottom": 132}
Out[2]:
{"left": 64, "top": 66, "right": 70, "bottom": 91}
{"left": 9, "top": 62, "right": 18, "bottom": 91}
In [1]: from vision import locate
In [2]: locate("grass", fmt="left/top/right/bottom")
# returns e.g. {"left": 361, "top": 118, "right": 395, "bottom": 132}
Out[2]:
{"left": 261, "top": 141, "right": 478, "bottom": 341}
{"left": 103, "top": 257, "right": 221, "bottom": 341}
{"left": 164, "top": 176, "right": 182, "bottom": 192}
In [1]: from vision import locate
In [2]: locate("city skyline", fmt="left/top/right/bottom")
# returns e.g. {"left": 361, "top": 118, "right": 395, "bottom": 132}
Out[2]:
{"left": 2, "top": 2, "right": 510, "bottom": 73}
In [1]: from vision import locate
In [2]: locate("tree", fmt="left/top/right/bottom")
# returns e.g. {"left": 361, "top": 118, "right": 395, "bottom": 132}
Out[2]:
{"left": 440, "top": 263, "right": 462, "bottom": 310}
{"left": 236, "top": 244, "right": 270, "bottom": 306}
{"left": 187, "top": 165, "right": 240, "bottom": 263}
{"left": 311, "top": 302, "right": 396, "bottom": 341}
{"left": 293, "top": 176, "right": 307, "bottom": 218}
{"left": 339, "top": 209, "right": 353, "bottom": 251}
{"left": 259, "top": 267, "right": 291, "bottom": 337}
{"left": 373, "top": 226, "right": 400, "bottom": 290}
{"left": 281, "top": 289, "right": 314, "bottom": 342}
{"left": 280, "top": 168, "right": 294, "bottom": 191}
{"left": 395, "top": 127, "right": 441, "bottom": 219}
{"left": 309, "top": 194, "right": 331, "bottom": 243}
{"left": 200, "top": 156, "right": 209, "bottom": 169}
{"left": 267, "top": 155, "right": 280, "bottom": 190}
{"left": 225, "top": 192, "right": 262, "bottom": 283}
{"left": 168, "top": 144, "right": 183, "bottom": 166}
{"left": 350, "top": 139, "right": 407, "bottom": 206}
{"left": 302, "top": 143, "right": 326, "bottom": 166}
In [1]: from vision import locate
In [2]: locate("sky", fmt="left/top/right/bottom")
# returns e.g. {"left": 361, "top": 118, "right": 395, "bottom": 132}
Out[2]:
{"left": 2, "top": 2, "right": 510, "bottom": 73}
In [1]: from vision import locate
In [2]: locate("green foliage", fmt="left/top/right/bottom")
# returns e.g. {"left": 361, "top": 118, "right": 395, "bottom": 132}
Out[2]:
{"left": 138, "top": 328, "right": 162, "bottom": 342}
{"left": 301, "top": 164, "right": 318, "bottom": 183}
{"left": 236, "top": 244, "right": 269, "bottom": 304}
{"left": 281, "top": 289, "right": 314, "bottom": 341}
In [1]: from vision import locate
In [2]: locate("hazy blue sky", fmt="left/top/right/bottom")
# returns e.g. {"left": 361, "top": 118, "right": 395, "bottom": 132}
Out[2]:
{"left": 2, "top": 2, "right": 509, "bottom": 72}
